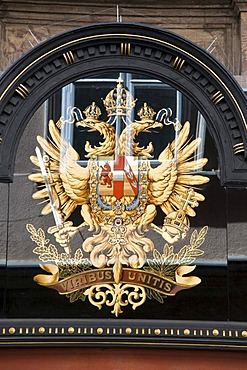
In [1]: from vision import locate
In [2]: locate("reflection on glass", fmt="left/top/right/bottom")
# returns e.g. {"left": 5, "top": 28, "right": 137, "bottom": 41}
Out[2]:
{"left": 3, "top": 71, "right": 231, "bottom": 322}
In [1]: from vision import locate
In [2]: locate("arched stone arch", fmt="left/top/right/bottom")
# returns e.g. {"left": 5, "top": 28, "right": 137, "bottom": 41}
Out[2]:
{"left": 0, "top": 22, "right": 247, "bottom": 185}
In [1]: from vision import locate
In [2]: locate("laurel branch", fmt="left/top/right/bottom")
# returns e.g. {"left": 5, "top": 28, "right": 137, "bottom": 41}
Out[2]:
{"left": 144, "top": 226, "right": 208, "bottom": 303}
{"left": 26, "top": 223, "right": 92, "bottom": 302}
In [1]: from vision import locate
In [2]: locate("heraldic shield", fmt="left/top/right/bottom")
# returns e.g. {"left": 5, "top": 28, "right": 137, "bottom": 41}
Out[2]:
{"left": 27, "top": 77, "right": 209, "bottom": 316}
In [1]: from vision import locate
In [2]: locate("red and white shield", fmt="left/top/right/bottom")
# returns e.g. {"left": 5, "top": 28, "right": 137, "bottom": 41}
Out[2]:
{"left": 98, "top": 156, "right": 138, "bottom": 199}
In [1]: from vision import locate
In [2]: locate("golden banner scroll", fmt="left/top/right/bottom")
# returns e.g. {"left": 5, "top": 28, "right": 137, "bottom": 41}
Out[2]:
{"left": 34, "top": 265, "right": 201, "bottom": 297}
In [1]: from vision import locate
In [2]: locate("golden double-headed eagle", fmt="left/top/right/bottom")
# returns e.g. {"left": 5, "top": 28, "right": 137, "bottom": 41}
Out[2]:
{"left": 29, "top": 79, "right": 209, "bottom": 284}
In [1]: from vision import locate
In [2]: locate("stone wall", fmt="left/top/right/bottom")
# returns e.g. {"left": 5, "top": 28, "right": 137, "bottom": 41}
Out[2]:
{"left": 0, "top": 0, "right": 245, "bottom": 77}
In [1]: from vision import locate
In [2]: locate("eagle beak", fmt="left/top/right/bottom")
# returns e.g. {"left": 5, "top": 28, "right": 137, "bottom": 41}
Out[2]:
{"left": 76, "top": 120, "right": 85, "bottom": 127}
{"left": 76, "top": 121, "right": 96, "bottom": 131}
{"left": 153, "top": 121, "right": 163, "bottom": 129}
{"left": 143, "top": 121, "right": 163, "bottom": 132}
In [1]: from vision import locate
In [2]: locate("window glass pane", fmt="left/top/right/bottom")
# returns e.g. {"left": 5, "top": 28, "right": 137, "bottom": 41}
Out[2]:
{"left": 3, "top": 71, "right": 229, "bottom": 322}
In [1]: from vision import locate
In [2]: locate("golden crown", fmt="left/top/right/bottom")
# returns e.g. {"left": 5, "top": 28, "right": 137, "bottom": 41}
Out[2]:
{"left": 137, "top": 103, "right": 156, "bottom": 121}
{"left": 83, "top": 101, "right": 101, "bottom": 121}
{"left": 103, "top": 78, "right": 137, "bottom": 117}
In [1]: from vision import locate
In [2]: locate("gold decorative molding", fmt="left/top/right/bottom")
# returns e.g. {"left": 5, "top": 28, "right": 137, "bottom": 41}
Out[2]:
{"left": 125, "top": 327, "right": 132, "bottom": 335}
{"left": 0, "top": 324, "right": 245, "bottom": 346}
{"left": 212, "top": 329, "right": 219, "bottom": 336}
{"left": 0, "top": 340, "right": 246, "bottom": 349}
{"left": 173, "top": 56, "right": 185, "bottom": 70}
{"left": 0, "top": 32, "right": 246, "bottom": 131}
{"left": 233, "top": 142, "right": 244, "bottom": 154}
{"left": 15, "top": 84, "right": 29, "bottom": 99}
{"left": 8, "top": 327, "right": 15, "bottom": 335}
{"left": 120, "top": 43, "right": 131, "bottom": 56}
{"left": 211, "top": 91, "right": 224, "bottom": 105}
{"left": 38, "top": 327, "right": 45, "bottom": 334}
{"left": 154, "top": 329, "right": 161, "bottom": 336}
{"left": 63, "top": 51, "right": 75, "bottom": 65}
{"left": 68, "top": 327, "right": 75, "bottom": 334}
{"left": 97, "top": 328, "right": 103, "bottom": 335}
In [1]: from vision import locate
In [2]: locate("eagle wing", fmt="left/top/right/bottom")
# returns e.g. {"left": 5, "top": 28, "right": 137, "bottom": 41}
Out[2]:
{"left": 147, "top": 121, "right": 209, "bottom": 217}
{"left": 28, "top": 119, "right": 90, "bottom": 220}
